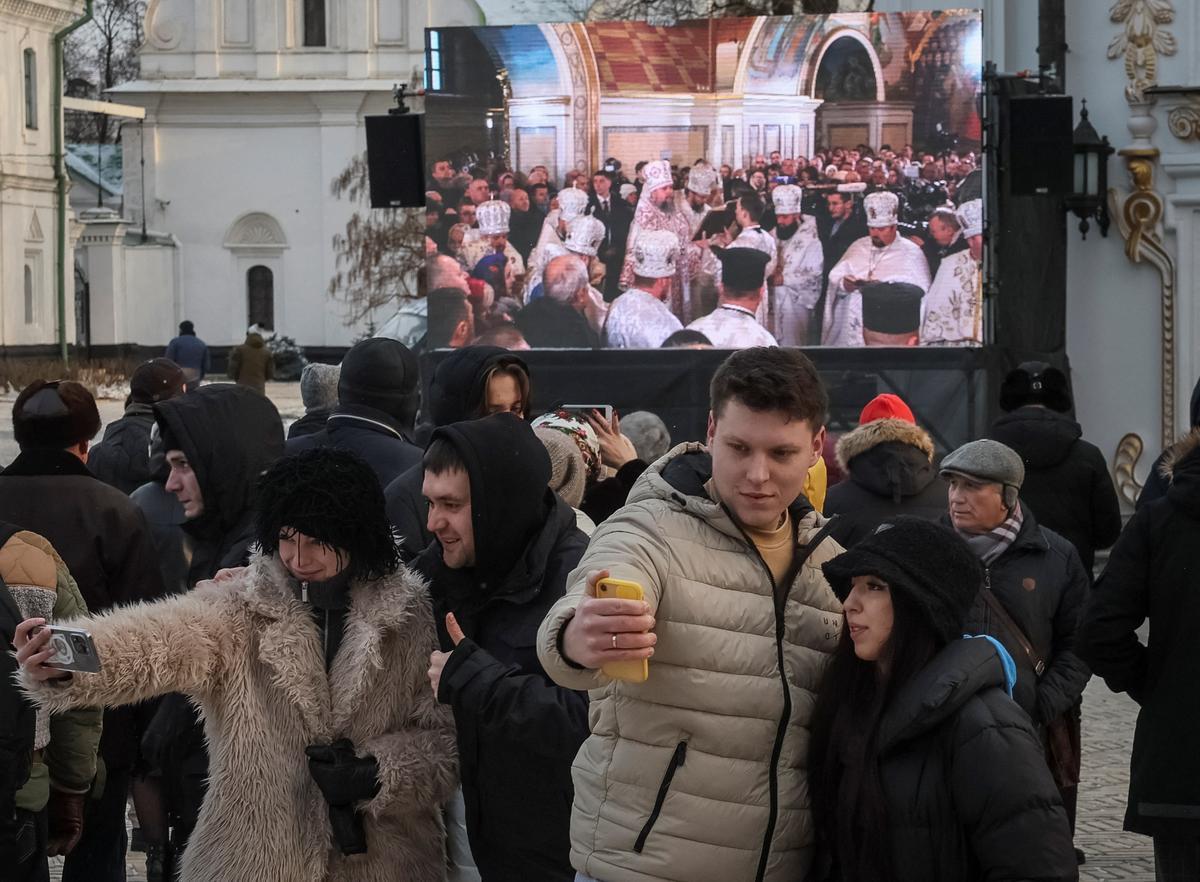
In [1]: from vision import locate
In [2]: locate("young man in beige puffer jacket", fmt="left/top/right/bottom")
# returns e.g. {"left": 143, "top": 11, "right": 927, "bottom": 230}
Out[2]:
{"left": 538, "top": 347, "right": 845, "bottom": 882}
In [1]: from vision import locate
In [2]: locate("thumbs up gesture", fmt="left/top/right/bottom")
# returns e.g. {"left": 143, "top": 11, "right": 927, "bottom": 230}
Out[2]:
{"left": 427, "top": 613, "right": 466, "bottom": 699}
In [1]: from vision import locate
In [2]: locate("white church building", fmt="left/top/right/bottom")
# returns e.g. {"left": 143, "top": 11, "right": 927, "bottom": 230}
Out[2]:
{"left": 89, "top": 0, "right": 535, "bottom": 350}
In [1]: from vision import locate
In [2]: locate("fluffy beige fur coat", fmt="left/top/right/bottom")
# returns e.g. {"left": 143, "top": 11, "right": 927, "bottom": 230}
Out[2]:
{"left": 23, "top": 552, "right": 457, "bottom": 882}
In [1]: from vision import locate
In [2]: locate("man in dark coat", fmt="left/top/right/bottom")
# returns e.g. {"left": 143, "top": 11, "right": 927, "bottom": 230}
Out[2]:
{"left": 0, "top": 380, "right": 167, "bottom": 882}
{"left": 287, "top": 338, "right": 421, "bottom": 487}
{"left": 818, "top": 189, "right": 868, "bottom": 276}
{"left": 989, "top": 362, "right": 1122, "bottom": 574}
{"left": 588, "top": 170, "right": 634, "bottom": 301}
{"left": 824, "top": 394, "right": 946, "bottom": 547}
{"left": 1079, "top": 430, "right": 1200, "bottom": 880}
{"left": 164, "top": 320, "right": 210, "bottom": 387}
{"left": 417, "top": 413, "right": 589, "bottom": 882}
{"left": 226, "top": 331, "right": 274, "bottom": 394}
{"left": 148, "top": 383, "right": 285, "bottom": 871}
{"left": 942, "top": 439, "right": 1092, "bottom": 856}
{"left": 386, "top": 346, "right": 530, "bottom": 557}
{"left": 88, "top": 358, "right": 186, "bottom": 494}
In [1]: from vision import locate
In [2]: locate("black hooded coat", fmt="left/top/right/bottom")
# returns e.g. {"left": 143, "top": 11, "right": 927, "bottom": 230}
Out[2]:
{"left": 411, "top": 414, "right": 588, "bottom": 882}
{"left": 823, "top": 418, "right": 947, "bottom": 548}
{"left": 989, "top": 406, "right": 1122, "bottom": 574}
{"left": 1079, "top": 431, "right": 1200, "bottom": 837}
{"left": 386, "top": 347, "right": 529, "bottom": 557}
{"left": 825, "top": 639, "right": 1077, "bottom": 882}
{"left": 153, "top": 384, "right": 285, "bottom": 583}
{"left": 145, "top": 384, "right": 284, "bottom": 852}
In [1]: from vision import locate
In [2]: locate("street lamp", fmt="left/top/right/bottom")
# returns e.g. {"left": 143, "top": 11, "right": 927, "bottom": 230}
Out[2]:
{"left": 1065, "top": 100, "right": 1114, "bottom": 239}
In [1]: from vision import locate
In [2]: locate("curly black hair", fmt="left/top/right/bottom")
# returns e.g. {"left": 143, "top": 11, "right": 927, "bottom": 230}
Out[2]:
{"left": 254, "top": 447, "right": 400, "bottom": 582}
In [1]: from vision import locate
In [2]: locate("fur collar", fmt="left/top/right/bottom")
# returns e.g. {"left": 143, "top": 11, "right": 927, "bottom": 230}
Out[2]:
{"left": 237, "top": 551, "right": 431, "bottom": 736}
{"left": 1160, "top": 428, "right": 1200, "bottom": 483}
{"left": 835, "top": 418, "right": 935, "bottom": 472}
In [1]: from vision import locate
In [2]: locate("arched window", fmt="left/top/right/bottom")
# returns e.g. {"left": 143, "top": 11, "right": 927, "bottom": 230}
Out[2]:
{"left": 24, "top": 49, "right": 37, "bottom": 129}
{"left": 247, "top": 266, "right": 274, "bottom": 330}
{"left": 24, "top": 265, "right": 35, "bottom": 324}
{"left": 303, "top": 0, "right": 326, "bottom": 46}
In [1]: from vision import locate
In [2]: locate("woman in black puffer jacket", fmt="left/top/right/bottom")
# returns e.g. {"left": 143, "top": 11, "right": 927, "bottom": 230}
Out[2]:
{"left": 809, "top": 518, "right": 1078, "bottom": 882}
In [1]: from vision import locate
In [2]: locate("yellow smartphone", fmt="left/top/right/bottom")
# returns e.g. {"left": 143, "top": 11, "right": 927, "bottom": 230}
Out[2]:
{"left": 595, "top": 577, "right": 649, "bottom": 683}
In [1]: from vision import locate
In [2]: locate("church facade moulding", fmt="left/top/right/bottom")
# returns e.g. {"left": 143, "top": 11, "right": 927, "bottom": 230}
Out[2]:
{"left": 1107, "top": 0, "right": 1179, "bottom": 489}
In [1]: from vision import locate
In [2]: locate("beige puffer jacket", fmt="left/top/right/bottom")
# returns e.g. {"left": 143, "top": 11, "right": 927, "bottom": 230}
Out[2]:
{"left": 537, "top": 444, "right": 844, "bottom": 882}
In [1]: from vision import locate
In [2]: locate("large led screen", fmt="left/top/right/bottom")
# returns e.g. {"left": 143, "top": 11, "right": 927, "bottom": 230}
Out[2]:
{"left": 422, "top": 11, "right": 984, "bottom": 350}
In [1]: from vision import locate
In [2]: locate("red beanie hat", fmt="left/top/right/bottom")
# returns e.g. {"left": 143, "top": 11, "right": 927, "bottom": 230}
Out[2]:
{"left": 859, "top": 393, "right": 915, "bottom": 425}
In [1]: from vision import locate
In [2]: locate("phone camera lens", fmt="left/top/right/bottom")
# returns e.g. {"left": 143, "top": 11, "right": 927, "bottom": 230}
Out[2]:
{"left": 71, "top": 635, "right": 89, "bottom": 654}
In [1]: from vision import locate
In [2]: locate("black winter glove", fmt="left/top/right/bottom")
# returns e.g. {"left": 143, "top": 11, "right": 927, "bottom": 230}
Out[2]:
{"left": 305, "top": 739, "right": 381, "bottom": 857}
{"left": 305, "top": 739, "right": 381, "bottom": 807}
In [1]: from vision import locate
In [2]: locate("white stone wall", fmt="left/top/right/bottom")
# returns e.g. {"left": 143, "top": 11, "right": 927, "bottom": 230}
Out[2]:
{"left": 0, "top": 2, "right": 85, "bottom": 348}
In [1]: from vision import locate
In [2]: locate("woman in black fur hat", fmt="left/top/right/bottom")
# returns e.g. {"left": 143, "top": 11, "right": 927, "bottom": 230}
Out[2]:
{"left": 808, "top": 517, "right": 1078, "bottom": 882}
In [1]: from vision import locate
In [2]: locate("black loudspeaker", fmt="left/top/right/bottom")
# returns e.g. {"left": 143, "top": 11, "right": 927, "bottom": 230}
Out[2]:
{"left": 365, "top": 113, "right": 425, "bottom": 208}
{"left": 1005, "top": 96, "right": 1073, "bottom": 196}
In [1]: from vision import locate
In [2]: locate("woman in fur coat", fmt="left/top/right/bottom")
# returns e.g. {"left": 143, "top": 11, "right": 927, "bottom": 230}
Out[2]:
{"left": 15, "top": 448, "right": 457, "bottom": 882}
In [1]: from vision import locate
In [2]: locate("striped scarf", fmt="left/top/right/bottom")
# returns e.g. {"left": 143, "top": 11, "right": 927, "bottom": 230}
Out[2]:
{"left": 960, "top": 503, "right": 1024, "bottom": 566}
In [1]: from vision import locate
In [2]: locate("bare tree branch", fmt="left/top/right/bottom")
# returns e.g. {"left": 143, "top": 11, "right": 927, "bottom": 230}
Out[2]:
{"left": 327, "top": 154, "right": 426, "bottom": 326}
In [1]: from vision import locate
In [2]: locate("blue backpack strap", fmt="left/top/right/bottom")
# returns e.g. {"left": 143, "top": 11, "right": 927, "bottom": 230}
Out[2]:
{"left": 963, "top": 633, "right": 1018, "bottom": 698}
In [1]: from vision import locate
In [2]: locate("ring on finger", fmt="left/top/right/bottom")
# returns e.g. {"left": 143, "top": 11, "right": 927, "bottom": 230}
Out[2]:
{"left": 611, "top": 633, "right": 618, "bottom": 650}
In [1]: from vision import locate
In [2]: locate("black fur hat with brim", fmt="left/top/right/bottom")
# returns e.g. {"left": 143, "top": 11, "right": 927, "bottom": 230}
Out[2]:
{"left": 13, "top": 380, "right": 101, "bottom": 451}
{"left": 822, "top": 517, "right": 983, "bottom": 645}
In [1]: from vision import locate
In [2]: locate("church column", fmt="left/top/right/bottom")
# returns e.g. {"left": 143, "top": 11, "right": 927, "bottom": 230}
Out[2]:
{"left": 193, "top": 0, "right": 219, "bottom": 77}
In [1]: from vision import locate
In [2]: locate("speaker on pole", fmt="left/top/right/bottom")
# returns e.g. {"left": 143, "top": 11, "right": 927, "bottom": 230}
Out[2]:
{"left": 365, "top": 112, "right": 425, "bottom": 209}
{"left": 1005, "top": 95, "right": 1073, "bottom": 196}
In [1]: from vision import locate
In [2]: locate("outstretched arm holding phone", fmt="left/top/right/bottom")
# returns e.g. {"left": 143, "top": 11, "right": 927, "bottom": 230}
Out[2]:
{"left": 537, "top": 504, "right": 669, "bottom": 690}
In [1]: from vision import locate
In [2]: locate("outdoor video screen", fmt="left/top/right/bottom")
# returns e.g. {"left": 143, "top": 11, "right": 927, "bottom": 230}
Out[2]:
{"left": 422, "top": 11, "right": 984, "bottom": 350}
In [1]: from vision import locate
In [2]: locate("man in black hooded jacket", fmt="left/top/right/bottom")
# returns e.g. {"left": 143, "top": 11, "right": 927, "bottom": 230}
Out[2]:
{"left": 147, "top": 383, "right": 285, "bottom": 871}
{"left": 387, "top": 345, "right": 530, "bottom": 557}
{"left": 415, "top": 413, "right": 588, "bottom": 882}
{"left": 286, "top": 337, "right": 421, "bottom": 488}
{"left": 989, "top": 362, "right": 1122, "bottom": 575}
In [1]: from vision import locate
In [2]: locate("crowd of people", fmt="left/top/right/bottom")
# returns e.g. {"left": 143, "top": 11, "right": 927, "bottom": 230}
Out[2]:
{"left": 3, "top": 339, "right": 1196, "bottom": 882}
{"left": 422, "top": 146, "right": 984, "bottom": 351}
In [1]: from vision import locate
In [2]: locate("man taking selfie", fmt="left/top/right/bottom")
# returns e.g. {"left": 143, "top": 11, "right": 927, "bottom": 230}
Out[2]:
{"left": 538, "top": 347, "right": 845, "bottom": 882}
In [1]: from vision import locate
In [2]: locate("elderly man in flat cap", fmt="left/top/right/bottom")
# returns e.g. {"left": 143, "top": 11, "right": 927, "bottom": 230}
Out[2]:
{"left": 685, "top": 246, "right": 778, "bottom": 349}
{"left": 941, "top": 439, "right": 1091, "bottom": 859}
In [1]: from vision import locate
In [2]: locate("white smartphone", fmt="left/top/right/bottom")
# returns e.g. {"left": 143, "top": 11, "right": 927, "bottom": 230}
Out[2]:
{"left": 561, "top": 404, "right": 614, "bottom": 423}
{"left": 44, "top": 625, "right": 102, "bottom": 673}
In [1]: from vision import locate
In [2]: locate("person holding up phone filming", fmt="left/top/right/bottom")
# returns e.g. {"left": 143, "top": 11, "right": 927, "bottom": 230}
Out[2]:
{"left": 14, "top": 447, "right": 456, "bottom": 882}
{"left": 538, "top": 347, "right": 845, "bottom": 882}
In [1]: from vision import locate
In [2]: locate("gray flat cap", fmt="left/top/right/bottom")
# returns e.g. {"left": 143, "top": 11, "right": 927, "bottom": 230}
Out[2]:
{"left": 939, "top": 439, "right": 1025, "bottom": 490}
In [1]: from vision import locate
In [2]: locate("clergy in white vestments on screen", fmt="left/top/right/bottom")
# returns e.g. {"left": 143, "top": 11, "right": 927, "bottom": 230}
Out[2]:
{"left": 605, "top": 229, "right": 684, "bottom": 349}
{"left": 921, "top": 198, "right": 984, "bottom": 347}
{"left": 821, "top": 190, "right": 931, "bottom": 346}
